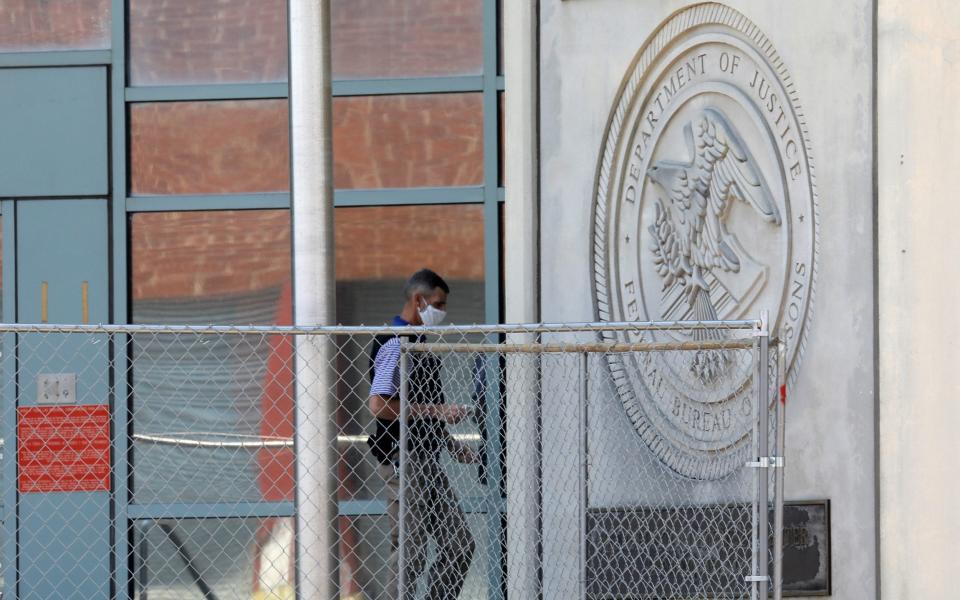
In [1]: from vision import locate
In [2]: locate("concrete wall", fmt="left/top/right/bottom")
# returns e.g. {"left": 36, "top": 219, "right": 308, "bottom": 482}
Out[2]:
{"left": 539, "top": 1, "right": 876, "bottom": 597}
{"left": 878, "top": 2, "right": 960, "bottom": 597}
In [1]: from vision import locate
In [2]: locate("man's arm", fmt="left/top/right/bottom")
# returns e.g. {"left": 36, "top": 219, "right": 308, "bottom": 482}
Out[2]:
{"left": 368, "top": 337, "right": 471, "bottom": 423}
{"left": 369, "top": 393, "right": 401, "bottom": 420}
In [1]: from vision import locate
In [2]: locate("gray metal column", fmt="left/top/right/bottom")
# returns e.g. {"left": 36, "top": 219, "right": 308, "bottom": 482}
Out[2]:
{"left": 289, "top": 0, "right": 337, "bottom": 598}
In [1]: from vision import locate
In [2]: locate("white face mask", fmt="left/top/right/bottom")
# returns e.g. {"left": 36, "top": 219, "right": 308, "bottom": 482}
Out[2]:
{"left": 418, "top": 301, "right": 447, "bottom": 326}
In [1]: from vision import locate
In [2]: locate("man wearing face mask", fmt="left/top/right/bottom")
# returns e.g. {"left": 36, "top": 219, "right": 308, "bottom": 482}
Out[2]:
{"left": 368, "top": 268, "right": 478, "bottom": 600}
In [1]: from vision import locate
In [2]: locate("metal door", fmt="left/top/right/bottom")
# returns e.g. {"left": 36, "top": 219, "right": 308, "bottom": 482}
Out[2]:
{"left": 13, "top": 200, "right": 110, "bottom": 600}
{"left": 0, "top": 65, "right": 111, "bottom": 600}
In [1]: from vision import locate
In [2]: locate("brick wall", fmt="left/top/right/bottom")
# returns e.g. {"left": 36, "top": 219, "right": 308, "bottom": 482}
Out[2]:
{"left": 0, "top": 0, "right": 110, "bottom": 51}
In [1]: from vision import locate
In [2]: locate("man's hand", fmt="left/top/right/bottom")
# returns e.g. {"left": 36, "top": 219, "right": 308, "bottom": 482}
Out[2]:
{"left": 447, "top": 438, "right": 481, "bottom": 464}
{"left": 414, "top": 403, "right": 473, "bottom": 424}
{"left": 432, "top": 404, "right": 473, "bottom": 424}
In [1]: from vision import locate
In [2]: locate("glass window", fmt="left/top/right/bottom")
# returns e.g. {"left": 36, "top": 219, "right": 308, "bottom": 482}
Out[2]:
{"left": 130, "top": 210, "right": 292, "bottom": 504}
{"left": 497, "top": 0, "right": 504, "bottom": 76}
{"left": 0, "top": 0, "right": 110, "bottom": 52}
{"left": 130, "top": 211, "right": 291, "bottom": 323}
{"left": 133, "top": 517, "right": 294, "bottom": 599}
{"left": 333, "top": 94, "right": 483, "bottom": 189}
{"left": 335, "top": 204, "right": 485, "bottom": 325}
{"left": 129, "top": 101, "right": 289, "bottom": 196}
{"left": 0, "top": 215, "right": 4, "bottom": 319}
{"left": 128, "top": 0, "right": 287, "bottom": 86}
{"left": 331, "top": 0, "right": 483, "bottom": 79}
{"left": 128, "top": 0, "right": 483, "bottom": 85}
{"left": 332, "top": 203, "right": 485, "bottom": 515}
{"left": 330, "top": 513, "right": 492, "bottom": 598}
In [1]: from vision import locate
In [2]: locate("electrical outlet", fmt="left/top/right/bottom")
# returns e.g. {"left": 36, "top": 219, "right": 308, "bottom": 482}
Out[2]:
{"left": 37, "top": 373, "right": 76, "bottom": 404}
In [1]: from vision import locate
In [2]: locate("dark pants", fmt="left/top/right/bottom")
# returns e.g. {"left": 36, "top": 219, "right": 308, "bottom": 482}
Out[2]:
{"left": 380, "top": 453, "right": 475, "bottom": 600}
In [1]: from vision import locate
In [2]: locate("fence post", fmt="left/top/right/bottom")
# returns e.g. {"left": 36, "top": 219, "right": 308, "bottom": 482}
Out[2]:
{"left": 774, "top": 333, "right": 787, "bottom": 600}
{"left": 293, "top": 334, "right": 337, "bottom": 600}
{"left": 481, "top": 348, "right": 506, "bottom": 600}
{"left": 578, "top": 351, "right": 589, "bottom": 598}
{"left": 757, "top": 311, "right": 771, "bottom": 599}
{"left": 398, "top": 344, "right": 410, "bottom": 600}
{"left": 750, "top": 328, "right": 760, "bottom": 600}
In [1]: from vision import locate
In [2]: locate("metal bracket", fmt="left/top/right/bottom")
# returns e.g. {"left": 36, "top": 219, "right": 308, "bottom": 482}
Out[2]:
{"left": 746, "top": 456, "right": 784, "bottom": 468}
{"left": 745, "top": 575, "right": 771, "bottom": 583}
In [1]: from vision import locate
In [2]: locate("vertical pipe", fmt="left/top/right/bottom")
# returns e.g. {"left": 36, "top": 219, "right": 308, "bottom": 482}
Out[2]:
{"left": 774, "top": 335, "right": 787, "bottom": 600}
{"left": 398, "top": 346, "right": 410, "bottom": 600}
{"left": 289, "top": 0, "right": 336, "bottom": 598}
{"left": 504, "top": 0, "right": 539, "bottom": 325}
{"left": 293, "top": 333, "right": 336, "bottom": 600}
{"left": 506, "top": 333, "right": 543, "bottom": 598}
{"left": 578, "top": 352, "right": 588, "bottom": 599}
{"left": 503, "top": 0, "right": 541, "bottom": 587}
{"left": 758, "top": 312, "right": 770, "bottom": 599}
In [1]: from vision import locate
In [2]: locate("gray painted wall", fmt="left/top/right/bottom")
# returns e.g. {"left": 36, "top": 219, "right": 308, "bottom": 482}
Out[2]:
{"left": 539, "top": 1, "right": 875, "bottom": 597}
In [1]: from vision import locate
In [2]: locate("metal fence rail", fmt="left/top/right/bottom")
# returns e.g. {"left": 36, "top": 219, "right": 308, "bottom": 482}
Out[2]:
{"left": 0, "top": 319, "right": 781, "bottom": 600}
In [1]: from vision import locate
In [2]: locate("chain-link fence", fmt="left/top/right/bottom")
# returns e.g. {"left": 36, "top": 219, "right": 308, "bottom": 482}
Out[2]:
{"left": 0, "top": 319, "right": 783, "bottom": 600}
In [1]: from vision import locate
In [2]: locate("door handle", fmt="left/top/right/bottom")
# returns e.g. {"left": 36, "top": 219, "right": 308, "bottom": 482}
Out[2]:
{"left": 41, "top": 281, "right": 48, "bottom": 323}
{"left": 81, "top": 281, "right": 89, "bottom": 324}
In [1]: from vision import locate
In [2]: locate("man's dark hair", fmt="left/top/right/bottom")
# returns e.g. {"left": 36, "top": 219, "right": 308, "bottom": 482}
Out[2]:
{"left": 404, "top": 268, "right": 449, "bottom": 299}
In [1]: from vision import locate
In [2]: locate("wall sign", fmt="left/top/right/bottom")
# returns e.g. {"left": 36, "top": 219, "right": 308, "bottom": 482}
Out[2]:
{"left": 18, "top": 404, "right": 111, "bottom": 493}
{"left": 592, "top": 3, "right": 819, "bottom": 479}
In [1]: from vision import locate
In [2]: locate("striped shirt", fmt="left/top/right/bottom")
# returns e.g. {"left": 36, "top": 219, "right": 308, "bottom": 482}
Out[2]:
{"left": 370, "top": 337, "right": 402, "bottom": 397}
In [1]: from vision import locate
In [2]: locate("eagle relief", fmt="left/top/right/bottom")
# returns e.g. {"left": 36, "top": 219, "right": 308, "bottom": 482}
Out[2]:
{"left": 592, "top": 3, "right": 818, "bottom": 479}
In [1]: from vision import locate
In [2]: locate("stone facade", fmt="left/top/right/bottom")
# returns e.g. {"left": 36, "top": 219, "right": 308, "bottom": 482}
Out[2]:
{"left": 539, "top": 1, "right": 875, "bottom": 596}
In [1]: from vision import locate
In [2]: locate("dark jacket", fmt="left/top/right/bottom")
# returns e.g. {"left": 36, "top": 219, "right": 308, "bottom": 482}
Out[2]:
{"left": 367, "top": 332, "right": 446, "bottom": 464}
